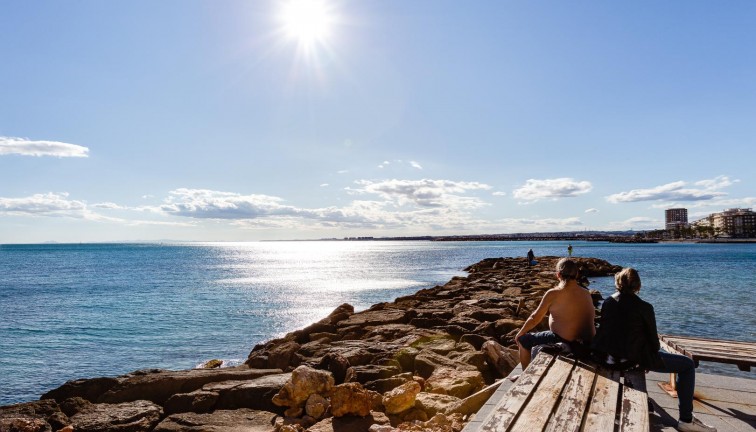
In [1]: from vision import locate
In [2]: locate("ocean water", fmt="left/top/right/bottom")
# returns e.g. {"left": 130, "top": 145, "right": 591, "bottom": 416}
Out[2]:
{"left": 1, "top": 241, "right": 754, "bottom": 405}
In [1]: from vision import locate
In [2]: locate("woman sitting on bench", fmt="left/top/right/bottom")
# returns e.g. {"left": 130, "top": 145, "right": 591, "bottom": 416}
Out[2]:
{"left": 592, "top": 268, "right": 716, "bottom": 432}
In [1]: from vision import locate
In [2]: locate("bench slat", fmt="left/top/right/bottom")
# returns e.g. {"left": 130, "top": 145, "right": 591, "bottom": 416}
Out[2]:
{"left": 583, "top": 368, "right": 620, "bottom": 432}
{"left": 544, "top": 362, "right": 596, "bottom": 432}
{"left": 509, "top": 357, "right": 574, "bottom": 432}
{"left": 623, "top": 370, "right": 648, "bottom": 393}
{"left": 619, "top": 385, "right": 649, "bottom": 432}
{"left": 479, "top": 352, "right": 555, "bottom": 432}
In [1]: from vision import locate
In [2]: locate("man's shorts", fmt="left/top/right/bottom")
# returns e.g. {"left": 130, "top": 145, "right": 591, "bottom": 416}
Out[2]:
{"left": 517, "top": 330, "right": 565, "bottom": 350}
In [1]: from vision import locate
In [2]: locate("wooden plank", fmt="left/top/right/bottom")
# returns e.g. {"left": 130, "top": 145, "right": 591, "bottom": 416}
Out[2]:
{"left": 508, "top": 357, "right": 575, "bottom": 432}
{"left": 619, "top": 385, "right": 649, "bottom": 432}
{"left": 661, "top": 334, "right": 756, "bottom": 347}
{"left": 479, "top": 352, "right": 555, "bottom": 432}
{"left": 583, "top": 368, "right": 620, "bottom": 432}
{"left": 544, "top": 362, "right": 596, "bottom": 432}
{"left": 623, "top": 369, "right": 647, "bottom": 393}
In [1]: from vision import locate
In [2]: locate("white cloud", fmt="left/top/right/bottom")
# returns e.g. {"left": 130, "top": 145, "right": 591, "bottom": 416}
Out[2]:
{"left": 0, "top": 136, "right": 89, "bottom": 158}
{"left": 0, "top": 192, "right": 117, "bottom": 222}
{"left": 606, "top": 176, "right": 732, "bottom": 203}
{"left": 320, "top": 183, "right": 329, "bottom": 187}
{"left": 378, "top": 161, "right": 390, "bottom": 168}
{"left": 513, "top": 178, "right": 592, "bottom": 202}
{"left": 347, "top": 179, "right": 492, "bottom": 208}
{"left": 492, "top": 191, "right": 507, "bottom": 196}
{"left": 585, "top": 208, "right": 599, "bottom": 213}
{"left": 92, "top": 202, "right": 125, "bottom": 210}
{"left": 493, "top": 217, "right": 584, "bottom": 232}
{"left": 606, "top": 217, "right": 661, "bottom": 230}
{"left": 337, "top": 170, "right": 349, "bottom": 174}
{"left": 410, "top": 161, "right": 423, "bottom": 170}
{"left": 159, "top": 189, "right": 292, "bottom": 219}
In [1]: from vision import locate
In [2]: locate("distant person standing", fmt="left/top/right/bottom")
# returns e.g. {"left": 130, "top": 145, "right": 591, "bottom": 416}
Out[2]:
{"left": 527, "top": 249, "right": 536, "bottom": 266}
{"left": 567, "top": 244, "right": 573, "bottom": 256}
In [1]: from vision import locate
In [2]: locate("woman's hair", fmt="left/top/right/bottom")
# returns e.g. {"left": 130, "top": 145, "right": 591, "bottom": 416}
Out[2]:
{"left": 615, "top": 267, "right": 641, "bottom": 294}
{"left": 556, "top": 258, "right": 579, "bottom": 280}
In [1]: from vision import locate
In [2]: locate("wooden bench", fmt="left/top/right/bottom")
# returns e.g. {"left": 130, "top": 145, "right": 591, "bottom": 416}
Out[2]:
{"left": 657, "top": 334, "right": 756, "bottom": 396}
{"left": 476, "top": 351, "right": 649, "bottom": 431}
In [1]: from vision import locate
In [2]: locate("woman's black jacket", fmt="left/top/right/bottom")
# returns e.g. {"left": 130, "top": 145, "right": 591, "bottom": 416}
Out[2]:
{"left": 592, "top": 292, "right": 665, "bottom": 370}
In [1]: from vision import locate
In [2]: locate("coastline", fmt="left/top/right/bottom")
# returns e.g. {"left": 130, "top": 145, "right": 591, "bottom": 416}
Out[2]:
{"left": 1, "top": 256, "right": 621, "bottom": 432}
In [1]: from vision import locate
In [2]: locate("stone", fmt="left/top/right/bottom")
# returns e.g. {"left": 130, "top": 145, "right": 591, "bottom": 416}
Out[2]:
{"left": 163, "top": 390, "right": 218, "bottom": 414}
{"left": 305, "top": 394, "right": 329, "bottom": 419}
{"left": 424, "top": 368, "right": 484, "bottom": 399}
{"left": 203, "top": 373, "right": 290, "bottom": 412}
{"left": 0, "top": 399, "right": 68, "bottom": 431}
{"left": 306, "top": 412, "right": 390, "bottom": 432}
{"left": 481, "top": 340, "right": 519, "bottom": 378}
{"left": 339, "top": 309, "right": 409, "bottom": 327}
{"left": 382, "top": 381, "right": 421, "bottom": 414}
{"left": 345, "top": 364, "right": 402, "bottom": 384}
{"left": 493, "top": 318, "right": 524, "bottom": 335}
{"left": 69, "top": 400, "right": 162, "bottom": 432}
{"left": 329, "top": 383, "right": 372, "bottom": 417}
{"left": 201, "top": 359, "right": 223, "bottom": 369}
{"left": 413, "top": 350, "right": 478, "bottom": 379}
{"left": 317, "top": 352, "right": 351, "bottom": 384}
{"left": 45, "top": 367, "right": 282, "bottom": 406}
{"left": 0, "top": 418, "right": 51, "bottom": 432}
{"left": 414, "top": 393, "right": 461, "bottom": 417}
{"left": 153, "top": 409, "right": 277, "bottom": 432}
{"left": 272, "top": 366, "right": 334, "bottom": 408}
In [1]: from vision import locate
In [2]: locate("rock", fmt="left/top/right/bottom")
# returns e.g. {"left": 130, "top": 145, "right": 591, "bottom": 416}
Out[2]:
{"left": 0, "top": 418, "right": 52, "bottom": 432}
{"left": 317, "top": 352, "right": 350, "bottom": 384}
{"left": 424, "top": 368, "right": 484, "bottom": 399}
{"left": 0, "top": 399, "right": 68, "bottom": 431}
{"left": 481, "top": 340, "right": 519, "bottom": 378}
{"left": 41, "top": 377, "right": 121, "bottom": 404}
{"left": 345, "top": 364, "right": 402, "bottom": 384}
{"left": 69, "top": 400, "right": 162, "bottom": 432}
{"left": 413, "top": 350, "right": 478, "bottom": 379}
{"left": 272, "top": 366, "right": 334, "bottom": 408}
{"left": 339, "top": 309, "right": 409, "bottom": 327}
{"left": 414, "top": 393, "right": 461, "bottom": 417}
{"left": 163, "top": 390, "right": 218, "bottom": 415}
{"left": 153, "top": 409, "right": 277, "bottom": 432}
{"left": 305, "top": 394, "right": 329, "bottom": 419}
{"left": 206, "top": 373, "right": 291, "bottom": 412}
{"left": 329, "top": 383, "right": 372, "bottom": 417}
{"left": 382, "top": 381, "right": 421, "bottom": 415}
{"left": 307, "top": 412, "right": 390, "bottom": 432}
{"left": 201, "top": 359, "right": 223, "bottom": 369}
{"left": 493, "top": 319, "right": 524, "bottom": 335}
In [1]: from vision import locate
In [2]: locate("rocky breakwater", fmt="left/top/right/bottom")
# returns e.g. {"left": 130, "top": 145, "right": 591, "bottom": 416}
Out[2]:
{"left": 0, "top": 256, "right": 621, "bottom": 432}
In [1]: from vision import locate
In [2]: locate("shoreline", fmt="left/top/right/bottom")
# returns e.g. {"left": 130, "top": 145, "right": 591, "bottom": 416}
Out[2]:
{"left": 1, "top": 255, "right": 622, "bottom": 431}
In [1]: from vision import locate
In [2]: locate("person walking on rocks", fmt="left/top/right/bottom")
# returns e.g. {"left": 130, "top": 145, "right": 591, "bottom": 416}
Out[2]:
{"left": 567, "top": 244, "right": 573, "bottom": 256}
{"left": 592, "top": 268, "right": 717, "bottom": 432}
{"left": 526, "top": 249, "right": 536, "bottom": 266}
{"left": 514, "top": 258, "right": 596, "bottom": 368}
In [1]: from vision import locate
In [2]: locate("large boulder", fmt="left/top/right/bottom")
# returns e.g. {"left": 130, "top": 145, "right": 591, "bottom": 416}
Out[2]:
{"left": 424, "top": 368, "right": 484, "bottom": 399}
{"left": 382, "top": 381, "right": 421, "bottom": 415}
{"left": 272, "top": 366, "right": 334, "bottom": 409}
{"left": 68, "top": 400, "right": 162, "bottom": 432}
{"left": 153, "top": 409, "right": 277, "bottom": 432}
{"left": 414, "top": 393, "right": 461, "bottom": 417}
{"left": 329, "top": 383, "right": 372, "bottom": 417}
{"left": 306, "top": 411, "right": 390, "bottom": 432}
{"left": 0, "top": 399, "right": 68, "bottom": 431}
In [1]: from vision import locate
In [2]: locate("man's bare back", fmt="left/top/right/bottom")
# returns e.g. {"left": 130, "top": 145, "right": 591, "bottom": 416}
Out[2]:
{"left": 545, "top": 282, "right": 596, "bottom": 342}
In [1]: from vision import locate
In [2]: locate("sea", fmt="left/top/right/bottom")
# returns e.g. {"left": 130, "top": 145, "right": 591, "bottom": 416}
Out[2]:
{"left": 1, "top": 241, "right": 754, "bottom": 405}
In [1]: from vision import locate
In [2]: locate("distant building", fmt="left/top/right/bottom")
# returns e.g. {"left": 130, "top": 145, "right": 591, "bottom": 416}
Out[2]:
{"left": 709, "top": 208, "right": 756, "bottom": 238}
{"left": 665, "top": 208, "right": 688, "bottom": 230}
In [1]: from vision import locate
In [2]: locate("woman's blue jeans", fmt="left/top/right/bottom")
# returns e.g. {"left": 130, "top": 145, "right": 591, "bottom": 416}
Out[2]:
{"left": 650, "top": 351, "right": 696, "bottom": 422}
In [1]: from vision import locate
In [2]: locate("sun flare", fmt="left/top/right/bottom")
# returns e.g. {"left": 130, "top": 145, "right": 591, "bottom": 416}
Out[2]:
{"left": 280, "top": 0, "right": 333, "bottom": 45}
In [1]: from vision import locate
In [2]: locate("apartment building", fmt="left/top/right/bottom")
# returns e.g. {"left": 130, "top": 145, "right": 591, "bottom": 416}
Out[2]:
{"left": 665, "top": 208, "right": 688, "bottom": 230}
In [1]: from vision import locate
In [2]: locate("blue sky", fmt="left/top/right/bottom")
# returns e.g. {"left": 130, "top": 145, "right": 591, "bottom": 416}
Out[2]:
{"left": 1, "top": 1, "right": 754, "bottom": 242}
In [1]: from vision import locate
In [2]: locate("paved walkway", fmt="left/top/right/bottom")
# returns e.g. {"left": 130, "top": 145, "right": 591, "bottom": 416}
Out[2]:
{"left": 463, "top": 366, "right": 756, "bottom": 431}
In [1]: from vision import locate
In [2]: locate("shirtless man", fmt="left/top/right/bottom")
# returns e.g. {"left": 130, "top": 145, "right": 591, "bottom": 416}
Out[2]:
{"left": 514, "top": 258, "right": 596, "bottom": 368}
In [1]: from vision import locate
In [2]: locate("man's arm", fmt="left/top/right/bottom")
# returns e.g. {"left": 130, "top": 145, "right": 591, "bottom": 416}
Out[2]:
{"left": 515, "top": 290, "right": 554, "bottom": 345}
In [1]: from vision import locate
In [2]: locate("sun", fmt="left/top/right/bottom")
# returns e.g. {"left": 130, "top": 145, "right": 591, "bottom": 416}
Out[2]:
{"left": 280, "top": 0, "right": 334, "bottom": 45}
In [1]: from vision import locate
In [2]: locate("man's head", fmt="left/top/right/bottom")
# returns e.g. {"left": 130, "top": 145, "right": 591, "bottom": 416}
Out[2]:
{"left": 615, "top": 267, "right": 641, "bottom": 294}
{"left": 556, "top": 258, "right": 579, "bottom": 281}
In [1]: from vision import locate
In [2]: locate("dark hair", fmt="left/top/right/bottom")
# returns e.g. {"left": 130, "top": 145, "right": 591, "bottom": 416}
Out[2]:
{"left": 556, "top": 258, "right": 578, "bottom": 280}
